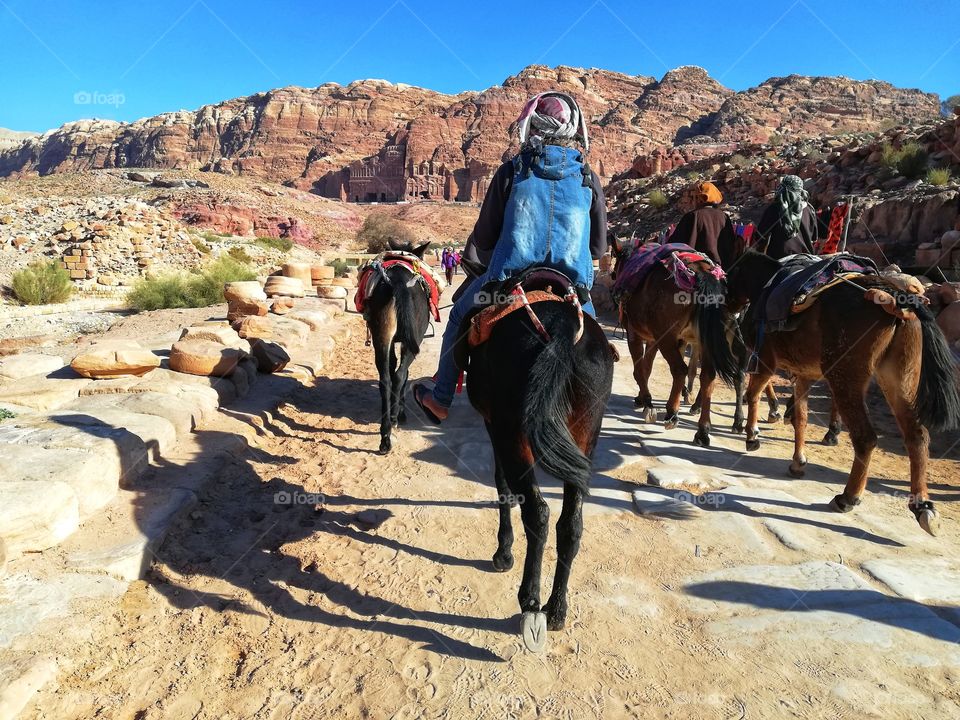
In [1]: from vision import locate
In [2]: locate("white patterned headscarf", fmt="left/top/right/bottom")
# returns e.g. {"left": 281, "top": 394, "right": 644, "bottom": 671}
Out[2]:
{"left": 776, "top": 175, "right": 809, "bottom": 237}
{"left": 515, "top": 92, "right": 590, "bottom": 153}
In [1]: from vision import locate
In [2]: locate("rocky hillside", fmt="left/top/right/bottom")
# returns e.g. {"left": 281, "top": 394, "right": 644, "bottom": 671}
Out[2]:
{"left": 0, "top": 66, "right": 940, "bottom": 201}
{"left": 0, "top": 129, "right": 38, "bottom": 152}
{"left": 606, "top": 111, "right": 960, "bottom": 270}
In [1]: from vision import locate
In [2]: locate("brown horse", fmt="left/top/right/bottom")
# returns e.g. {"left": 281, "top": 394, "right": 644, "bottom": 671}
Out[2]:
{"left": 616, "top": 252, "right": 741, "bottom": 446}
{"left": 727, "top": 251, "right": 960, "bottom": 535}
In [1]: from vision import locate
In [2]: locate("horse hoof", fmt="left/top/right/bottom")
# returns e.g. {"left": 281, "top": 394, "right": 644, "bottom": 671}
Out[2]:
{"left": 732, "top": 420, "right": 745, "bottom": 434}
{"left": 745, "top": 438, "right": 760, "bottom": 452}
{"left": 663, "top": 417, "right": 679, "bottom": 430}
{"left": 788, "top": 462, "right": 806, "bottom": 478}
{"left": 822, "top": 432, "right": 839, "bottom": 446}
{"left": 687, "top": 404, "right": 700, "bottom": 415}
{"left": 829, "top": 494, "right": 861, "bottom": 513}
{"left": 766, "top": 411, "right": 782, "bottom": 423}
{"left": 917, "top": 508, "right": 940, "bottom": 537}
{"left": 693, "top": 429, "right": 711, "bottom": 447}
{"left": 492, "top": 553, "right": 514, "bottom": 572}
{"left": 520, "top": 611, "right": 548, "bottom": 653}
{"left": 641, "top": 407, "right": 656, "bottom": 424}
{"left": 378, "top": 437, "right": 392, "bottom": 454}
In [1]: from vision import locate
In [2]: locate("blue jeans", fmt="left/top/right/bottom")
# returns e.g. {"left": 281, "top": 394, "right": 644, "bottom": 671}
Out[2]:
{"left": 432, "top": 277, "right": 595, "bottom": 408}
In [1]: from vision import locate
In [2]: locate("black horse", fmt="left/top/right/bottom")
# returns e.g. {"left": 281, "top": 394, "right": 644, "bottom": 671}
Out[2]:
{"left": 362, "top": 239, "right": 432, "bottom": 454}
{"left": 460, "top": 284, "right": 615, "bottom": 651}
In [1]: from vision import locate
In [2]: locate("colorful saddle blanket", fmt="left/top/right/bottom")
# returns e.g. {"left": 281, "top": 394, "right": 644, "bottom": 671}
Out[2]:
{"left": 355, "top": 252, "right": 444, "bottom": 321}
{"left": 612, "top": 242, "right": 722, "bottom": 303}
{"left": 760, "top": 253, "right": 878, "bottom": 330}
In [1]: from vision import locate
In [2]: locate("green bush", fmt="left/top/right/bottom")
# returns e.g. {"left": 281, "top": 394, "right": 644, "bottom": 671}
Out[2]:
{"left": 127, "top": 255, "right": 256, "bottom": 311}
{"left": 356, "top": 214, "right": 417, "bottom": 254}
{"left": 768, "top": 132, "right": 785, "bottom": 147}
{"left": 327, "top": 259, "right": 349, "bottom": 277}
{"left": 729, "top": 154, "right": 751, "bottom": 169}
{"left": 925, "top": 167, "right": 952, "bottom": 186}
{"left": 191, "top": 237, "right": 212, "bottom": 254}
{"left": 646, "top": 189, "right": 669, "bottom": 209}
{"left": 880, "top": 141, "right": 929, "bottom": 178}
{"left": 227, "top": 246, "right": 253, "bottom": 264}
{"left": 0, "top": 408, "right": 16, "bottom": 422}
{"left": 11, "top": 260, "right": 73, "bottom": 305}
{"left": 255, "top": 236, "right": 294, "bottom": 253}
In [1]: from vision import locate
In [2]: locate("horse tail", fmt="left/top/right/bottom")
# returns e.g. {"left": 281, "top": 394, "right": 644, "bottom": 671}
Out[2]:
{"left": 694, "top": 270, "right": 739, "bottom": 386}
{"left": 389, "top": 273, "right": 422, "bottom": 355}
{"left": 912, "top": 301, "right": 960, "bottom": 431}
{"left": 523, "top": 308, "right": 592, "bottom": 494}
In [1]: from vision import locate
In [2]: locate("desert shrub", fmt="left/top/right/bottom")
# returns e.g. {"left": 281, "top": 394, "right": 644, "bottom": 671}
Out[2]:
{"left": 190, "top": 236, "right": 212, "bottom": 254}
{"left": 327, "top": 259, "right": 349, "bottom": 277}
{"left": 897, "top": 143, "right": 928, "bottom": 179}
{"left": 11, "top": 260, "right": 73, "bottom": 305}
{"left": 943, "top": 94, "right": 960, "bottom": 115}
{"left": 127, "top": 255, "right": 255, "bottom": 311}
{"left": 768, "top": 133, "right": 785, "bottom": 147}
{"left": 729, "top": 154, "right": 751, "bottom": 169}
{"left": 926, "top": 167, "right": 952, "bottom": 186}
{"left": 880, "top": 141, "right": 929, "bottom": 178}
{"left": 201, "top": 230, "right": 231, "bottom": 244}
{"left": 646, "top": 189, "right": 669, "bottom": 209}
{"left": 255, "top": 236, "right": 294, "bottom": 253}
{"left": 0, "top": 408, "right": 16, "bottom": 421}
{"left": 227, "top": 246, "right": 253, "bottom": 264}
{"left": 356, "top": 214, "right": 416, "bottom": 254}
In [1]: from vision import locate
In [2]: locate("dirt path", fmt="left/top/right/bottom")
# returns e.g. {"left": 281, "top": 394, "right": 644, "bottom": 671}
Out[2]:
{"left": 26, "top": 294, "right": 960, "bottom": 720}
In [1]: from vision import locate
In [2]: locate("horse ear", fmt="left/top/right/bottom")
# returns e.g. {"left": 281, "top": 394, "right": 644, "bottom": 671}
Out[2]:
{"left": 387, "top": 238, "right": 401, "bottom": 251}
{"left": 412, "top": 241, "right": 431, "bottom": 258}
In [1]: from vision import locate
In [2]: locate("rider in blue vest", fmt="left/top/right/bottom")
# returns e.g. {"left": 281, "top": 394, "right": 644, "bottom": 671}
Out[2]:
{"left": 413, "top": 92, "right": 607, "bottom": 424}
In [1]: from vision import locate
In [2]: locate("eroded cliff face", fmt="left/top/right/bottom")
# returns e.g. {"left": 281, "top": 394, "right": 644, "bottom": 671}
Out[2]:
{"left": 0, "top": 65, "right": 941, "bottom": 202}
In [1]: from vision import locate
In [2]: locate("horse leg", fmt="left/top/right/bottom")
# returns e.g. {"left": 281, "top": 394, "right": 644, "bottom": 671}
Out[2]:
{"left": 627, "top": 329, "right": 655, "bottom": 421}
{"left": 659, "top": 339, "right": 687, "bottom": 429}
{"left": 693, "top": 357, "right": 716, "bottom": 447}
{"left": 765, "top": 381, "right": 782, "bottom": 422}
{"left": 745, "top": 369, "right": 774, "bottom": 451}
{"left": 494, "top": 436, "right": 549, "bottom": 650}
{"left": 876, "top": 355, "right": 937, "bottom": 535}
{"left": 729, "top": 330, "right": 748, "bottom": 433}
{"left": 684, "top": 344, "right": 699, "bottom": 406}
{"left": 486, "top": 424, "right": 515, "bottom": 571}
{"left": 825, "top": 371, "right": 876, "bottom": 514}
{"left": 373, "top": 340, "right": 394, "bottom": 454}
{"left": 391, "top": 343, "right": 415, "bottom": 426}
{"left": 822, "top": 395, "right": 842, "bottom": 446}
{"left": 543, "top": 483, "right": 583, "bottom": 631}
{"left": 788, "top": 377, "right": 811, "bottom": 477}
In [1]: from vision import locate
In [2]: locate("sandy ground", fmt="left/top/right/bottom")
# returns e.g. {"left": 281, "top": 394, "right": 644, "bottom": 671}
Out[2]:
{"left": 23, "top": 280, "right": 960, "bottom": 720}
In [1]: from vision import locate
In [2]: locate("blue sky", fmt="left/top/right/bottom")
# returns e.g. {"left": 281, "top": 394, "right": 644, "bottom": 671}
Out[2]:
{"left": 1, "top": 0, "right": 958, "bottom": 132}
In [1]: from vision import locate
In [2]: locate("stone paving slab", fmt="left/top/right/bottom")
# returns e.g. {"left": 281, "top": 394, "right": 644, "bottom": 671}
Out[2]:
{"left": 0, "top": 481, "right": 78, "bottom": 556}
{"left": 863, "top": 558, "right": 960, "bottom": 626}
{"left": 0, "top": 376, "right": 91, "bottom": 412}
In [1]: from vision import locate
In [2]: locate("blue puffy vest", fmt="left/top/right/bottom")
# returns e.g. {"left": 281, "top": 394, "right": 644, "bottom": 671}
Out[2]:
{"left": 484, "top": 144, "right": 594, "bottom": 291}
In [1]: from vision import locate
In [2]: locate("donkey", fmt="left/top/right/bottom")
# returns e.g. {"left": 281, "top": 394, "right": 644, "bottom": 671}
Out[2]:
{"left": 727, "top": 250, "right": 960, "bottom": 535}
{"left": 361, "top": 239, "right": 432, "bottom": 454}
{"left": 462, "top": 292, "right": 615, "bottom": 652}
{"left": 616, "top": 251, "right": 741, "bottom": 446}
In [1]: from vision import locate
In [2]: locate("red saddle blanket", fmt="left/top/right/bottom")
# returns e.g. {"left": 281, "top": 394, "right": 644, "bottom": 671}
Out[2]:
{"left": 355, "top": 255, "right": 442, "bottom": 321}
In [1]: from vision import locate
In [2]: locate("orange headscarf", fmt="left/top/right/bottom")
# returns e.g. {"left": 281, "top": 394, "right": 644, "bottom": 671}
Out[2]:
{"left": 696, "top": 181, "right": 723, "bottom": 207}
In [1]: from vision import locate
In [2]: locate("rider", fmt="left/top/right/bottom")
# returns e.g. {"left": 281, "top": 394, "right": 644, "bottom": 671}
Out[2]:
{"left": 669, "top": 181, "right": 741, "bottom": 267}
{"left": 412, "top": 91, "right": 607, "bottom": 424}
{"left": 755, "top": 175, "right": 819, "bottom": 259}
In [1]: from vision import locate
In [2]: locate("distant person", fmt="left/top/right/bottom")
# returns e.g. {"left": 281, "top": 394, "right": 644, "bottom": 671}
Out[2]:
{"left": 452, "top": 249, "right": 461, "bottom": 275}
{"left": 755, "top": 175, "right": 819, "bottom": 259}
{"left": 442, "top": 246, "right": 456, "bottom": 284}
{"left": 669, "top": 181, "right": 742, "bottom": 268}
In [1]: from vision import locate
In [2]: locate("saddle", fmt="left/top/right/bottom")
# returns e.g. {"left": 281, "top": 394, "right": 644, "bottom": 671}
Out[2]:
{"left": 612, "top": 242, "right": 721, "bottom": 305}
{"left": 759, "top": 253, "right": 879, "bottom": 331}
{"left": 354, "top": 251, "right": 445, "bottom": 320}
{"left": 453, "top": 267, "right": 584, "bottom": 372}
